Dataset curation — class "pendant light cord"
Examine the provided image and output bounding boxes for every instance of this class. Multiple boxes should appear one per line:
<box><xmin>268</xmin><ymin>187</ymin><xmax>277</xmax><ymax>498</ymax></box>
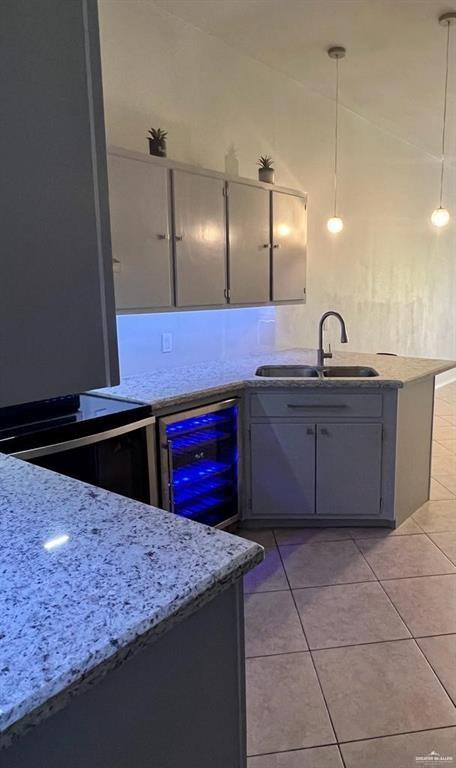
<box><xmin>440</xmin><ymin>20</ymin><xmax>451</xmax><ymax>206</ymax></box>
<box><xmin>333</xmin><ymin>56</ymin><xmax>340</xmax><ymax>216</ymax></box>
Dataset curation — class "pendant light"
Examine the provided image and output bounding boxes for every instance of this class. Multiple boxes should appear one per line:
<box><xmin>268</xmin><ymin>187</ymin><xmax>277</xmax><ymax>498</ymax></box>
<box><xmin>327</xmin><ymin>45</ymin><xmax>346</xmax><ymax>234</ymax></box>
<box><xmin>431</xmin><ymin>12</ymin><xmax>456</xmax><ymax>228</ymax></box>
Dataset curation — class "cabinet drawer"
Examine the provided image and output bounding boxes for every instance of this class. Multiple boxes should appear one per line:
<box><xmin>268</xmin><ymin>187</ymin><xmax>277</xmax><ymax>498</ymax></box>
<box><xmin>250</xmin><ymin>392</ymin><xmax>383</xmax><ymax>419</ymax></box>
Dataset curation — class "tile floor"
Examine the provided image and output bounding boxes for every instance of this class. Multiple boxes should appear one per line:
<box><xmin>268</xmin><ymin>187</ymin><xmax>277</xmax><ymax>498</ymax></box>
<box><xmin>240</xmin><ymin>381</ymin><xmax>456</xmax><ymax>767</ymax></box>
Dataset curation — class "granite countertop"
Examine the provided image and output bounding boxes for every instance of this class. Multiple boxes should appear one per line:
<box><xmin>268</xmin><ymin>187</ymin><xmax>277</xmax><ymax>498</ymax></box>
<box><xmin>99</xmin><ymin>348</ymin><xmax>456</xmax><ymax>411</ymax></box>
<box><xmin>0</xmin><ymin>455</ymin><xmax>262</xmax><ymax>748</ymax></box>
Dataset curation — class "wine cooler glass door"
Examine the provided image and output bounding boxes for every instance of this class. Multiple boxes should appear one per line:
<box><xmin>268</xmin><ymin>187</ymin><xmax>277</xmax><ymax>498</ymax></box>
<box><xmin>160</xmin><ymin>400</ymin><xmax>239</xmax><ymax>528</ymax></box>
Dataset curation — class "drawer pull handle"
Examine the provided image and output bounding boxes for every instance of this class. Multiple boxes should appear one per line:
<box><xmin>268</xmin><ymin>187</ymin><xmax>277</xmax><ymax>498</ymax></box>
<box><xmin>286</xmin><ymin>404</ymin><xmax>348</xmax><ymax>409</ymax></box>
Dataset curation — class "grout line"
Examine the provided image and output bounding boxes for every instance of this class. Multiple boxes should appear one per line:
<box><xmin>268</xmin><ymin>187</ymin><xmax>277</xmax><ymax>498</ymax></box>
<box><xmin>423</xmin><ymin>531</ymin><xmax>456</xmax><ymax>569</ymax></box>
<box><xmin>337</xmin><ymin>723</ymin><xmax>456</xmax><ymax>748</ymax></box>
<box><xmin>273</xmin><ymin>529</ymin><xmax>343</xmax><ymax>745</ymax></box>
<box><xmin>364</xmin><ymin>552</ymin><xmax>455</xmax><ymax>706</ymax></box>
<box><xmin>246</xmin><ymin>631</ymin><xmax>456</xmax><ymax>659</ymax></box>
<box><xmin>247</xmin><ymin>723</ymin><xmax>456</xmax><ymax>759</ymax></box>
<box><xmin>413</xmin><ymin>636</ymin><xmax>456</xmax><ymax>711</ymax></box>
<box><xmin>247</xmin><ymin>570</ymin><xmax>456</xmax><ymax>596</ymax></box>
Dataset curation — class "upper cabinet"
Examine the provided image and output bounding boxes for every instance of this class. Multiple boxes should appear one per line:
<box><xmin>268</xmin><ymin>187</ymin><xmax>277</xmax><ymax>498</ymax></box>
<box><xmin>272</xmin><ymin>191</ymin><xmax>307</xmax><ymax>302</ymax></box>
<box><xmin>0</xmin><ymin>0</ymin><xmax>119</xmax><ymax>408</ymax></box>
<box><xmin>227</xmin><ymin>183</ymin><xmax>270</xmax><ymax>305</ymax></box>
<box><xmin>109</xmin><ymin>155</ymin><xmax>173</xmax><ymax>310</ymax></box>
<box><xmin>172</xmin><ymin>171</ymin><xmax>226</xmax><ymax>307</ymax></box>
<box><xmin>107</xmin><ymin>147</ymin><xmax>307</xmax><ymax>313</ymax></box>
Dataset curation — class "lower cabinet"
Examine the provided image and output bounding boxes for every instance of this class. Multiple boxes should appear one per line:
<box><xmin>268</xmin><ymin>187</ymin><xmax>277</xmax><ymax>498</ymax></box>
<box><xmin>316</xmin><ymin>423</ymin><xmax>382</xmax><ymax>517</ymax></box>
<box><xmin>250</xmin><ymin>423</ymin><xmax>315</xmax><ymax>518</ymax></box>
<box><xmin>249</xmin><ymin>420</ymin><xmax>383</xmax><ymax>520</ymax></box>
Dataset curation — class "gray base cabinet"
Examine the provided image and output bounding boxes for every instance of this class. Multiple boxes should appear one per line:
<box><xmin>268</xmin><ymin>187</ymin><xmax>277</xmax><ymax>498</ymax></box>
<box><xmin>4</xmin><ymin>584</ymin><xmax>247</xmax><ymax>768</ymax></box>
<box><xmin>244</xmin><ymin>380</ymin><xmax>435</xmax><ymax>527</ymax></box>
<box><xmin>250</xmin><ymin>423</ymin><xmax>315</xmax><ymax>518</ymax></box>
<box><xmin>316</xmin><ymin>423</ymin><xmax>382</xmax><ymax>517</ymax></box>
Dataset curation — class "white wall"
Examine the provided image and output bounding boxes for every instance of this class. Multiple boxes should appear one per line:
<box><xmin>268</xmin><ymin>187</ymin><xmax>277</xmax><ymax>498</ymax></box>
<box><xmin>98</xmin><ymin>0</ymin><xmax>456</xmax><ymax>377</ymax></box>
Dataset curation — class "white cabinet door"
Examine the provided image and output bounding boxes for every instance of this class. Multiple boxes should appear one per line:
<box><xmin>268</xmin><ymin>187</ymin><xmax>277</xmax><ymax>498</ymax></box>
<box><xmin>108</xmin><ymin>155</ymin><xmax>173</xmax><ymax>310</ymax></box>
<box><xmin>271</xmin><ymin>192</ymin><xmax>307</xmax><ymax>301</ymax></box>
<box><xmin>172</xmin><ymin>170</ymin><xmax>227</xmax><ymax>307</ymax></box>
<box><xmin>228</xmin><ymin>183</ymin><xmax>270</xmax><ymax>304</ymax></box>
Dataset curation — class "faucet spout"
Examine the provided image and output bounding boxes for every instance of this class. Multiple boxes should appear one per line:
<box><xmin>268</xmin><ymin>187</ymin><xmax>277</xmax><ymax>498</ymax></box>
<box><xmin>317</xmin><ymin>311</ymin><xmax>348</xmax><ymax>367</ymax></box>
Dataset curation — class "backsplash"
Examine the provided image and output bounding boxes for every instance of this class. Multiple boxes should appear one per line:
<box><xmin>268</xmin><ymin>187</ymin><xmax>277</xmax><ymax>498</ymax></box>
<box><xmin>116</xmin><ymin>306</ymin><xmax>279</xmax><ymax>378</ymax></box>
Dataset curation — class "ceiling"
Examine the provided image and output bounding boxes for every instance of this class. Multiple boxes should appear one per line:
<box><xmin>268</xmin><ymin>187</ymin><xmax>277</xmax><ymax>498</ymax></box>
<box><xmin>154</xmin><ymin>0</ymin><xmax>456</xmax><ymax>161</ymax></box>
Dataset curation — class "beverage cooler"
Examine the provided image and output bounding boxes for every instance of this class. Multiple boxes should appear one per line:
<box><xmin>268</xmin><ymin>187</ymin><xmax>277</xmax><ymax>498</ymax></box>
<box><xmin>158</xmin><ymin>399</ymin><xmax>239</xmax><ymax>528</ymax></box>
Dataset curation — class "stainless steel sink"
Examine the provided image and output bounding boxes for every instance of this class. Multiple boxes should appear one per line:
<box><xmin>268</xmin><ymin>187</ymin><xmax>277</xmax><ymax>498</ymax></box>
<box><xmin>255</xmin><ymin>365</ymin><xmax>320</xmax><ymax>378</ymax></box>
<box><xmin>321</xmin><ymin>366</ymin><xmax>379</xmax><ymax>378</ymax></box>
<box><xmin>255</xmin><ymin>364</ymin><xmax>379</xmax><ymax>379</ymax></box>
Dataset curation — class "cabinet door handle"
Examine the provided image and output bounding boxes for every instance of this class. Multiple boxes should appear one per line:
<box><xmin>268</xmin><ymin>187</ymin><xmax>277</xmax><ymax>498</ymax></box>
<box><xmin>307</xmin><ymin>427</ymin><xmax>314</xmax><ymax>435</ymax></box>
<box><xmin>320</xmin><ymin>428</ymin><xmax>329</xmax><ymax>435</ymax></box>
<box><xmin>287</xmin><ymin>404</ymin><xmax>348</xmax><ymax>409</ymax></box>
<box><xmin>157</xmin><ymin>233</ymin><xmax>170</xmax><ymax>240</ymax></box>
<box><xmin>273</xmin><ymin>243</ymin><xmax>280</xmax><ymax>249</ymax></box>
<box><xmin>112</xmin><ymin>257</ymin><xmax>121</xmax><ymax>264</ymax></box>
<box><xmin>262</xmin><ymin>243</ymin><xmax>270</xmax><ymax>248</ymax></box>
<box><xmin>175</xmin><ymin>234</ymin><xmax>183</xmax><ymax>241</ymax></box>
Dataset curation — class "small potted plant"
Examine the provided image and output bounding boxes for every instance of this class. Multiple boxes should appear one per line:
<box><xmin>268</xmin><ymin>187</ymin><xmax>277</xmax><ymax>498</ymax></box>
<box><xmin>147</xmin><ymin>128</ymin><xmax>168</xmax><ymax>157</ymax></box>
<box><xmin>258</xmin><ymin>155</ymin><xmax>275</xmax><ymax>184</ymax></box>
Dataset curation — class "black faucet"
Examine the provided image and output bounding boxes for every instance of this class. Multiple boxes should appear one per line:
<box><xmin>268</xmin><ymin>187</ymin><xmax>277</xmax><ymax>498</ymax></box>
<box><xmin>317</xmin><ymin>311</ymin><xmax>348</xmax><ymax>367</ymax></box>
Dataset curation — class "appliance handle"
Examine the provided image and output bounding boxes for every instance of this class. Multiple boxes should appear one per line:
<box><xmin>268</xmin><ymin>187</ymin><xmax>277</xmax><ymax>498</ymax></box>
<box><xmin>10</xmin><ymin>416</ymin><xmax>156</xmax><ymax>461</ymax></box>
<box><xmin>167</xmin><ymin>439</ymin><xmax>175</xmax><ymax>514</ymax></box>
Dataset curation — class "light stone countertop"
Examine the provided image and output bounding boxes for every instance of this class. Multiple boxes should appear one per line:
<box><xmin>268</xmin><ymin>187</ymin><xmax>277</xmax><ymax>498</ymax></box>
<box><xmin>0</xmin><ymin>455</ymin><xmax>262</xmax><ymax>747</ymax></box>
<box><xmin>98</xmin><ymin>348</ymin><xmax>456</xmax><ymax>412</ymax></box>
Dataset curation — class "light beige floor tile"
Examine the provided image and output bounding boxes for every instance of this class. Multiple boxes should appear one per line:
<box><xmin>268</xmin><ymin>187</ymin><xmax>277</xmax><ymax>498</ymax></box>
<box><xmin>429</xmin><ymin>531</ymin><xmax>456</xmax><ymax>565</ymax></box>
<box><xmin>238</xmin><ymin>529</ymin><xmax>276</xmax><ymax>548</ymax></box>
<box><xmin>438</xmin><ymin>439</ymin><xmax>456</xmax><ymax>454</ymax></box>
<box><xmin>349</xmin><ymin>516</ymin><xmax>422</xmax><ymax>539</ymax></box>
<box><xmin>274</xmin><ymin>527</ymin><xmax>352</xmax><ymax>546</ymax></box>
<box><xmin>417</xmin><ymin>635</ymin><xmax>456</xmax><ymax>704</ymax></box>
<box><xmin>432</xmin><ymin>454</ymin><xmax>456</xmax><ymax>475</ymax></box>
<box><xmin>356</xmin><ymin>534</ymin><xmax>456</xmax><ymax>579</ymax></box>
<box><xmin>248</xmin><ymin>745</ymin><xmax>343</xmax><ymax>768</ymax></box>
<box><xmin>432</xmin><ymin>441</ymin><xmax>455</xmax><ymax>459</ymax></box>
<box><xmin>341</xmin><ymin>728</ymin><xmax>456</xmax><ymax>768</ymax></box>
<box><xmin>246</xmin><ymin>653</ymin><xmax>335</xmax><ymax>755</ymax></box>
<box><xmin>414</xmin><ymin>500</ymin><xmax>456</xmax><ymax>531</ymax></box>
<box><xmin>293</xmin><ymin>582</ymin><xmax>410</xmax><ymax>649</ymax></box>
<box><xmin>313</xmin><ymin>640</ymin><xmax>456</xmax><ymax>742</ymax></box>
<box><xmin>433</xmin><ymin>424</ymin><xmax>456</xmax><ymax>442</ymax></box>
<box><xmin>244</xmin><ymin>548</ymin><xmax>289</xmax><ymax>593</ymax></box>
<box><xmin>434</xmin><ymin>401</ymin><xmax>456</xmax><ymax>419</ymax></box>
<box><xmin>280</xmin><ymin>540</ymin><xmax>375</xmax><ymax>588</ymax></box>
<box><xmin>382</xmin><ymin>575</ymin><xmax>456</xmax><ymax>636</ymax></box>
<box><xmin>430</xmin><ymin>478</ymin><xmax>456</xmax><ymax>500</ymax></box>
<box><xmin>434</xmin><ymin>415</ymin><xmax>454</xmax><ymax>428</ymax></box>
<box><xmin>433</xmin><ymin>474</ymin><xmax>456</xmax><ymax>496</ymax></box>
<box><xmin>244</xmin><ymin>590</ymin><xmax>307</xmax><ymax>657</ymax></box>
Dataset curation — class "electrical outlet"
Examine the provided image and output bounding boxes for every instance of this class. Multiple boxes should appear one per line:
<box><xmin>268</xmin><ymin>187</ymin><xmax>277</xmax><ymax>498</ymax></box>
<box><xmin>161</xmin><ymin>332</ymin><xmax>173</xmax><ymax>353</ymax></box>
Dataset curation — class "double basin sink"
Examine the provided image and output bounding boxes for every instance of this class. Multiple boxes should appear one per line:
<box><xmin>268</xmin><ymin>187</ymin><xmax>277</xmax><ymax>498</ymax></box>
<box><xmin>256</xmin><ymin>365</ymin><xmax>379</xmax><ymax>379</ymax></box>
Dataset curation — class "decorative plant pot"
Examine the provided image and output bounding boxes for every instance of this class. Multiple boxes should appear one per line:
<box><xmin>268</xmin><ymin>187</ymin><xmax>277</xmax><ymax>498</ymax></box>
<box><xmin>148</xmin><ymin>138</ymin><xmax>167</xmax><ymax>158</ymax></box>
<box><xmin>258</xmin><ymin>167</ymin><xmax>274</xmax><ymax>184</ymax></box>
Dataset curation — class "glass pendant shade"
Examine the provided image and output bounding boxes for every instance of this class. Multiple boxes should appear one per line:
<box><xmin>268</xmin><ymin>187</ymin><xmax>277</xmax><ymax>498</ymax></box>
<box><xmin>432</xmin><ymin>13</ymin><xmax>455</xmax><ymax>227</ymax></box>
<box><xmin>431</xmin><ymin>207</ymin><xmax>450</xmax><ymax>227</ymax></box>
<box><xmin>327</xmin><ymin>216</ymin><xmax>344</xmax><ymax>234</ymax></box>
